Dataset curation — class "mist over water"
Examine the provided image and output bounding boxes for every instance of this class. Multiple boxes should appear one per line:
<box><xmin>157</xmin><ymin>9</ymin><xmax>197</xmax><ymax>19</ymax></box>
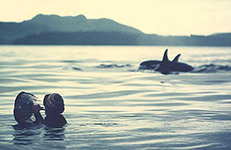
<box><xmin>0</xmin><ymin>46</ymin><xmax>231</xmax><ymax>150</ymax></box>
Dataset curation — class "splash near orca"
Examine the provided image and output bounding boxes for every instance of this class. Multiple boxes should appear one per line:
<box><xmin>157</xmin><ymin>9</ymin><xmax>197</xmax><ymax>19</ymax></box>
<box><xmin>139</xmin><ymin>49</ymin><xmax>194</xmax><ymax>74</ymax></box>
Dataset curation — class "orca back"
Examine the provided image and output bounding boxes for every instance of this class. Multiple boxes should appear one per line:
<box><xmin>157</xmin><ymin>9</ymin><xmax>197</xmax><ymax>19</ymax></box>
<box><xmin>139</xmin><ymin>60</ymin><xmax>161</xmax><ymax>70</ymax></box>
<box><xmin>139</xmin><ymin>49</ymin><xmax>194</xmax><ymax>74</ymax></box>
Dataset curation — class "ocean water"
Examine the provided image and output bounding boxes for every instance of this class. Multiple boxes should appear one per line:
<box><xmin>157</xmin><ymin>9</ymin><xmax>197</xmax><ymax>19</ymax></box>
<box><xmin>0</xmin><ymin>46</ymin><xmax>230</xmax><ymax>150</ymax></box>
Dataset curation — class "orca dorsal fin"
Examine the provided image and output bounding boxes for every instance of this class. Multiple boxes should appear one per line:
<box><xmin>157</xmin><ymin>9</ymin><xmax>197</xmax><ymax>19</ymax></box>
<box><xmin>172</xmin><ymin>54</ymin><xmax>181</xmax><ymax>62</ymax></box>
<box><xmin>162</xmin><ymin>49</ymin><xmax>169</xmax><ymax>62</ymax></box>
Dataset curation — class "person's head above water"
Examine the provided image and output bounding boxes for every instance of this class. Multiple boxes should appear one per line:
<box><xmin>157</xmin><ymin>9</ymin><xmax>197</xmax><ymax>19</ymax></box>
<box><xmin>14</xmin><ymin>91</ymin><xmax>38</xmax><ymax>124</ymax></box>
<box><xmin>43</xmin><ymin>93</ymin><xmax>65</xmax><ymax>115</ymax></box>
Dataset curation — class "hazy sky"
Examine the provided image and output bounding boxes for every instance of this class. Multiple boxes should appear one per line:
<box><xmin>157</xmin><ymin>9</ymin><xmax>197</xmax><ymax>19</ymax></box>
<box><xmin>0</xmin><ymin>0</ymin><xmax>230</xmax><ymax>35</ymax></box>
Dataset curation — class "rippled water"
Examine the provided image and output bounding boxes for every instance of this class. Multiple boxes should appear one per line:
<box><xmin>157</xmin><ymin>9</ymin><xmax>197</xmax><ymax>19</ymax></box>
<box><xmin>0</xmin><ymin>46</ymin><xmax>231</xmax><ymax>150</ymax></box>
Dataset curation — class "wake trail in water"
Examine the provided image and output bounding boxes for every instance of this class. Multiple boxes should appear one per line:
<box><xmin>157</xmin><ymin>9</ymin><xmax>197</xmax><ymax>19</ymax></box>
<box><xmin>72</xmin><ymin>63</ymin><xmax>231</xmax><ymax>74</ymax></box>
<box><xmin>192</xmin><ymin>64</ymin><xmax>231</xmax><ymax>73</ymax></box>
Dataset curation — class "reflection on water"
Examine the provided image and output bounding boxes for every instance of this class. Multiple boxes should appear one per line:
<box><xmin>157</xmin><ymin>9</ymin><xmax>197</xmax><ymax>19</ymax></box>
<box><xmin>43</xmin><ymin>126</ymin><xmax>66</xmax><ymax>150</ymax></box>
<box><xmin>0</xmin><ymin>46</ymin><xmax>230</xmax><ymax>150</ymax></box>
<box><xmin>43</xmin><ymin>126</ymin><xmax>65</xmax><ymax>141</ymax></box>
<box><xmin>13</xmin><ymin>124</ymin><xmax>43</xmax><ymax>145</ymax></box>
<box><xmin>13</xmin><ymin>123</ymin><xmax>66</xmax><ymax>149</ymax></box>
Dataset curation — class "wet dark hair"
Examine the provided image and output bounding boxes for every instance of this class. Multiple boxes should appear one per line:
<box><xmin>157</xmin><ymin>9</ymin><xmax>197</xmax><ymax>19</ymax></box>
<box><xmin>14</xmin><ymin>91</ymin><xmax>36</xmax><ymax>124</ymax></box>
<box><xmin>43</xmin><ymin>93</ymin><xmax>65</xmax><ymax>115</ymax></box>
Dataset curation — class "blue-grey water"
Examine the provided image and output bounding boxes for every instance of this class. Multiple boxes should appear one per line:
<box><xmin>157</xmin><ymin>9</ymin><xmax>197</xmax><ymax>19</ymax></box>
<box><xmin>0</xmin><ymin>46</ymin><xmax>231</xmax><ymax>150</ymax></box>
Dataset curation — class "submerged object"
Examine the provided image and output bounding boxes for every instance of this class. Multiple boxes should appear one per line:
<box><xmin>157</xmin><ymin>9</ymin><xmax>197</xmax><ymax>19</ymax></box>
<box><xmin>13</xmin><ymin>91</ymin><xmax>39</xmax><ymax>124</ymax></box>
<box><xmin>139</xmin><ymin>49</ymin><xmax>194</xmax><ymax>74</ymax></box>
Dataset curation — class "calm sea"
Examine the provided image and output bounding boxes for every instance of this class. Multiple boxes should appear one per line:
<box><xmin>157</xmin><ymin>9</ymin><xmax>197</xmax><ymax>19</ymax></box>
<box><xmin>0</xmin><ymin>46</ymin><xmax>231</xmax><ymax>150</ymax></box>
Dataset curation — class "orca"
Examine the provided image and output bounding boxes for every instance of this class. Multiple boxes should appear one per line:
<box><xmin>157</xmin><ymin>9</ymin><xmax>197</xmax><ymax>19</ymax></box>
<box><xmin>139</xmin><ymin>49</ymin><xmax>194</xmax><ymax>74</ymax></box>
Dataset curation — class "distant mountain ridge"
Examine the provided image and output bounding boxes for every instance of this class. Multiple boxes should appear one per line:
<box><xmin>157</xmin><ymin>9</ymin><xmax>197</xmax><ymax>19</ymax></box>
<box><xmin>0</xmin><ymin>14</ymin><xmax>231</xmax><ymax>46</ymax></box>
<box><xmin>0</xmin><ymin>14</ymin><xmax>142</xmax><ymax>44</ymax></box>
<box><xmin>23</xmin><ymin>14</ymin><xmax>142</xmax><ymax>33</ymax></box>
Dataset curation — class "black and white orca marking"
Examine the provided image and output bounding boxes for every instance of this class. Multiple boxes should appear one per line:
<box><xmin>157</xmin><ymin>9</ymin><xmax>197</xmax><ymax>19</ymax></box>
<box><xmin>139</xmin><ymin>49</ymin><xmax>194</xmax><ymax>74</ymax></box>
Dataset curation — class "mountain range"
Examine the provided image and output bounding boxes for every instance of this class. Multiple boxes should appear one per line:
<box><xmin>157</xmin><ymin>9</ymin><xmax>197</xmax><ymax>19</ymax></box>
<box><xmin>0</xmin><ymin>14</ymin><xmax>230</xmax><ymax>46</ymax></box>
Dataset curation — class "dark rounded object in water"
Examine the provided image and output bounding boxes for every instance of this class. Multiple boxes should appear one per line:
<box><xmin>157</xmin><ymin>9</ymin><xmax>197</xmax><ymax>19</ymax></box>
<box><xmin>43</xmin><ymin>93</ymin><xmax>65</xmax><ymax>115</ymax></box>
<box><xmin>13</xmin><ymin>91</ymin><xmax>38</xmax><ymax>124</ymax></box>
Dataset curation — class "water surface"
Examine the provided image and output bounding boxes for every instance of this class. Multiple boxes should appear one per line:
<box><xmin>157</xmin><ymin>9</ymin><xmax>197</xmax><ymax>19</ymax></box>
<box><xmin>0</xmin><ymin>46</ymin><xmax>231</xmax><ymax>150</ymax></box>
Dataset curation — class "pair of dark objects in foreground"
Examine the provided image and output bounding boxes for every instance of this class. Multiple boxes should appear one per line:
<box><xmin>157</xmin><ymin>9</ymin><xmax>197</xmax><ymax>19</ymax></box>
<box><xmin>13</xmin><ymin>91</ymin><xmax>67</xmax><ymax>129</ymax></box>
<box><xmin>139</xmin><ymin>49</ymin><xmax>194</xmax><ymax>74</ymax></box>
